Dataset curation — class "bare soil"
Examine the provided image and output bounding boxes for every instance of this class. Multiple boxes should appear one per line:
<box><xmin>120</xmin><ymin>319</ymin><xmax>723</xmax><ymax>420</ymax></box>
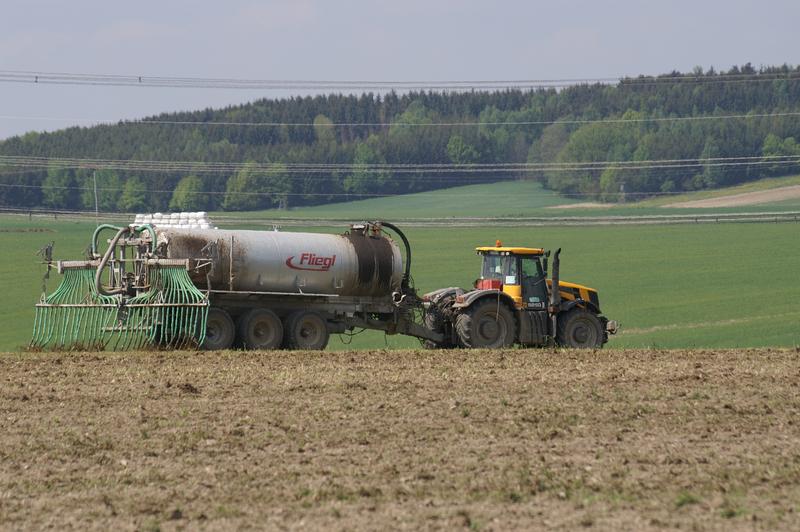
<box><xmin>2</xmin><ymin>349</ymin><xmax>800</xmax><ymax>530</ymax></box>
<box><xmin>663</xmin><ymin>184</ymin><xmax>800</xmax><ymax>208</ymax></box>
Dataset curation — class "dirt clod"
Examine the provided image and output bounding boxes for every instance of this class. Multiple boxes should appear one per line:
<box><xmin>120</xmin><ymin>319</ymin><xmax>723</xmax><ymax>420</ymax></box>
<box><xmin>178</xmin><ymin>382</ymin><xmax>199</xmax><ymax>394</ymax></box>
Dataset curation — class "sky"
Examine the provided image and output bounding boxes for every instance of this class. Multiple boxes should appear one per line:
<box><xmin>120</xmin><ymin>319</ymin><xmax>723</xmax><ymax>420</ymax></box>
<box><xmin>1</xmin><ymin>0</ymin><xmax>798</xmax><ymax>140</ymax></box>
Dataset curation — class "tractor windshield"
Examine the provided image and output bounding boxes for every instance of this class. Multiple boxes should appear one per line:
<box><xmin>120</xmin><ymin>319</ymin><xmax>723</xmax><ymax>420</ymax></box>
<box><xmin>481</xmin><ymin>254</ymin><xmax>518</xmax><ymax>282</ymax></box>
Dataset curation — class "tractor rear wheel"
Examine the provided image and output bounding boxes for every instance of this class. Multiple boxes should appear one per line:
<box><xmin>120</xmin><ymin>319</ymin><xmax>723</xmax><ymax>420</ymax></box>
<box><xmin>202</xmin><ymin>308</ymin><xmax>235</xmax><ymax>350</ymax></box>
<box><xmin>237</xmin><ymin>309</ymin><xmax>283</xmax><ymax>350</ymax></box>
<box><xmin>284</xmin><ymin>311</ymin><xmax>330</xmax><ymax>350</ymax></box>
<box><xmin>455</xmin><ymin>299</ymin><xmax>516</xmax><ymax>348</ymax></box>
<box><xmin>556</xmin><ymin>308</ymin><xmax>604</xmax><ymax>348</ymax></box>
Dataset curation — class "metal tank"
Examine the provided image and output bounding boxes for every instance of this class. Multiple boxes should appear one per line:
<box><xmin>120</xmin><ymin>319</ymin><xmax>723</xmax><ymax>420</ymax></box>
<box><xmin>156</xmin><ymin>224</ymin><xmax>403</xmax><ymax>298</ymax></box>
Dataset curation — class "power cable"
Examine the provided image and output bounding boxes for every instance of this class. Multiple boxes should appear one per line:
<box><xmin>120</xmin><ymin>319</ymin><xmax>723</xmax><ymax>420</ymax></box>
<box><xmin>1</xmin><ymin>154</ymin><xmax>799</xmax><ymax>175</ymax></box>
<box><xmin>2</xmin><ymin>110</ymin><xmax>800</xmax><ymax>128</ymax></box>
<box><xmin>3</xmin><ymin>207</ymin><xmax>799</xmax><ymax>230</ymax></box>
<box><xmin>4</xmin><ymin>180</ymin><xmax>799</xmax><ymax>199</ymax></box>
<box><xmin>2</xmin><ymin>69</ymin><xmax>799</xmax><ymax>91</ymax></box>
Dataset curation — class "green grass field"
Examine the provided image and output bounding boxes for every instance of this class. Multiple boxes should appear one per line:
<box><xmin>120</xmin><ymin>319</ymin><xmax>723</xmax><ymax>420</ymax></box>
<box><xmin>228</xmin><ymin>175</ymin><xmax>800</xmax><ymax>221</ymax></box>
<box><xmin>2</xmin><ymin>213</ymin><xmax>798</xmax><ymax>351</ymax></box>
<box><xmin>230</xmin><ymin>180</ymin><xmax>578</xmax><ymax>220</ymax></box>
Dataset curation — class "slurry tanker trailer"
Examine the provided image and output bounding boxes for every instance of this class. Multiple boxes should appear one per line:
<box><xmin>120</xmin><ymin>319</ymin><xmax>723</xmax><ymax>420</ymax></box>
<box><xmin>31</xmin><ymin>215</ymin><xmax>616</xmax><ymax>351</ymax></box>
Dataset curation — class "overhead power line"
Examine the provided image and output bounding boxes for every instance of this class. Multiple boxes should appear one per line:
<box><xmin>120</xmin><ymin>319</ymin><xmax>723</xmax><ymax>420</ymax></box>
<box><xmin>0</xmin><ymin>182</ymin><xmax>792</xmax><ymax>199</ymax></box>
<box><xmin>1</xmin><ymin>154</ymin><xmax>799</xmax><ymax>176</ymax></box>
<box><xmin>2</xmin><ymin>69</ymin><xmax>799</xmax><ymax>91</ymax></box>
<box><xmin>4</xmin><ymin>207</ymin><xmax>799</xmax><ymax>229</ymax></box>
<box><xmin>2</xmin><ymin>110</ymin><xmax>800</xmax><ymax>129</ymax></box>
<box><xmin>0</xmin><ymin>182</ymin><xmax>396</xmax><ymax>197</ymax></box>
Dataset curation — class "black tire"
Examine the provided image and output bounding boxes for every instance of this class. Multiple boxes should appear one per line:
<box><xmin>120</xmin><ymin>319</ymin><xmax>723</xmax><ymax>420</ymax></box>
<box><xmin>201</xmin><ymin>308</ymin><xmax>235</xmax><ymax>350</ymax></box>
<box><xmin>237</xmin><ymin>309</ymin><xmax>283</xmax><ymax>350</ymax></box>
<box><xmin>284</xmin><ymin>311</ymin><xmax>330</xmax><ymax>350</ymax></box>
<box><xmin>556</xmin><ymin>308</ymin><xmax>604</xmax><ymax>348</ymax></box>
<box><xmin>455</xmin><ymin>299</ymin><xmax>516</xmax><ymax>348</ymax></box>
<box><xmin>422</xmin><ymin>306</ymin><xmax>455</xmax><ymax>349</ymax></box>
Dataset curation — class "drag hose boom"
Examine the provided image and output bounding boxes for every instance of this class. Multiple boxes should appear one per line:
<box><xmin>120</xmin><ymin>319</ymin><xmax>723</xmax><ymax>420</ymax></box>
<box><xmin>31</xmin><ymin>223</ymin><xmax>209</xmax><ymax>350</ymax></box>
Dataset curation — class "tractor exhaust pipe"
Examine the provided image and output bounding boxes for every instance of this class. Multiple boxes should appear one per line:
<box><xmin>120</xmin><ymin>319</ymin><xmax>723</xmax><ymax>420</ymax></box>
<box><xmin>549</xmin><ymin>248</ymin><xmax>561</xmax><ymax>345</ymax></box>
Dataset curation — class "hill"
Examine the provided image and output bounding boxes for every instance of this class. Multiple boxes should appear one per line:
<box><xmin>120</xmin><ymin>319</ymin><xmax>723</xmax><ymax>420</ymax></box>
<box><xmin>646</xmin><ymin>173</ymin><xmax>800</xmax><ymax>208</ymax></box>
<box><xmin>2</xmin><ymin>64</ymin><xmax>800</xmax><ymax>213</ymax></box>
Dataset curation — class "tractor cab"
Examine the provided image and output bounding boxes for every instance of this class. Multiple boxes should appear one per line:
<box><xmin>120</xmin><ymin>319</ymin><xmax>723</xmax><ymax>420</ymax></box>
<box><xmin>475</xmin><ymin>241</ymin><xmax>603</xmax><ymax>312</ymax></box>
<box><xmin>475</xmin><ymin>242</ymin><xmax>549</xmax><ymax>311</ymax></box>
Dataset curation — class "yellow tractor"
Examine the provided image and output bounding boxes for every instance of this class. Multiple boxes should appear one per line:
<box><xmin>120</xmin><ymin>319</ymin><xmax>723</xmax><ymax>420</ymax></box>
<box><xmin>422</xmin><ymin>241</ymin><xmax>617</xmax><ymax>348</ymax></box>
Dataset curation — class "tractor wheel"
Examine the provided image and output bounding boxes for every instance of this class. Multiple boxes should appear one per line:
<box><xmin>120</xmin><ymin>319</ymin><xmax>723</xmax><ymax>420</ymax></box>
<box><xmin>455</xmin><ymin>299</ymin><xmax>516</xmax><ymax>348</ymax></box>
<box><xmin>237</xmin><ymin>309</ymin><xmax>283</xmax><ymax>350</ymax></box>
<box><xmin>556</xmin><ymin>308</ymin><xmax>604</xmax><ymax>348</ymax></box>
<box><xmin>202</xmin><ymin>308</ymin><xmax>236</xmax><ymax>350</ymax></box>
<box><xmin>284</xmin><ymin>311</ymin><xmax>330</xmax><ymax>350</ymax></box>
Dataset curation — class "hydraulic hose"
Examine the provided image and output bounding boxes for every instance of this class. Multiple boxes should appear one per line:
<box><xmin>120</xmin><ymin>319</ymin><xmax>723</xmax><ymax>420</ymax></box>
<box><xmin>94</xmin><ymin>226</ymin><xmax>131</xmax><ymax>297</ymax></box>
<box><xmin>91</xmin><ymin>224</ymin><xmax>123</xmax><ymax>257</ymax></box>
<box><xmin>379</xmin><ymin>221</ymin><xmax>412</xmax><ymax>292</ymax></box>
<box><xmin>91</xmin><ymin>224</ymin><xmax>157</xmax><ymax>257</ymax></box>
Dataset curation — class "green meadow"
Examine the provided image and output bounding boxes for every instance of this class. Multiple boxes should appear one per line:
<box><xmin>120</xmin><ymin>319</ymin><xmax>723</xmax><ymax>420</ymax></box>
<box><xmin>2</xmin><ymin>212</ymin><xmax>798</xmax><ymax>352</ymax></box>
<box><xmin>232</xmin><ymin>175</ymin><xmax>800</xmax><ymax>221</ymax></box>
<box><xmin>229</xmin><ymin>180</ymin><xmax>577</xmax><ymax>220</ymax></box>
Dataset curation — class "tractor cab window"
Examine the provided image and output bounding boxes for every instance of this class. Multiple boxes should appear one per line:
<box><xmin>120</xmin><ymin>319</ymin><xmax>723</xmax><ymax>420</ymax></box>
<box><xmin>521</xmin><ymin>256</ymin><xmax>543</xmax><ymax>279</ymax></box>
<box><xmin>481</xmin><ymin>254</ymin><xmax>518</xmax><ymax>284</ymax></box>
<box><xmin>520</xmin><ymin>256</ymin><xmax>547</xmax><ymax>308</ymax></box>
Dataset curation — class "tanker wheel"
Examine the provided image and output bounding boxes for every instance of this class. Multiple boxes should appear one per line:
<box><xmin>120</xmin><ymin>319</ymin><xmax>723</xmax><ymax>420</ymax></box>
<box><xmin>455</xmin><ymin>299</ymin><xmax>516</xmax><ymax>349</ymax></box>
<box><xmin>237</xmin><ymin>309</ymin><xmax>283</xmax><ymax>350</ymax></box>
<box><xmin>556</xmin><ymin>308</ymin><xmax>604</xmax><ymax>349</ymax></box>
<box><xmin>202</xmin><ymin>308</ymin><xmax>235</xmax><ymax>350</ymax></box>
<box><xmin>284</xmin><ymin>311</ymin><xmax>330</xmax><ymax>350</ymax></box>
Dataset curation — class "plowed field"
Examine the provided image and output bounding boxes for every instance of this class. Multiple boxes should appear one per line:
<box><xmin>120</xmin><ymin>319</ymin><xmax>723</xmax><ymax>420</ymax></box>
<box><xmin>2</xmin><ymin>349</ymin><xmax>799</xmax><ymax>530</ymax></box>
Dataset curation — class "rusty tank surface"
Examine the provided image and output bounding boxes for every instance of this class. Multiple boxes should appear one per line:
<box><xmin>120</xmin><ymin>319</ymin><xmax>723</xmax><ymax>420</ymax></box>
<box><xmin>156</xmin><ymin>223</ymin><xmax>403</xmax><ymax>298</ymax></box>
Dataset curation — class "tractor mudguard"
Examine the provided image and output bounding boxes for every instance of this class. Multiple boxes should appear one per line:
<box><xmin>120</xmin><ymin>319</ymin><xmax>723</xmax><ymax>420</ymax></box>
<box><xmin>560</xmin><ymin>298</ymin><xmax>601</xmax><ymax>316</ymax></box>
<box><xmin>423</xmin><ymin>286</ymin><xmax>464</xmax><ymax>305</ymax></box>
<box><xmin>452</xmin><ymin>289</ymin><xmax>517</xmax><ymax>310</ymax></box>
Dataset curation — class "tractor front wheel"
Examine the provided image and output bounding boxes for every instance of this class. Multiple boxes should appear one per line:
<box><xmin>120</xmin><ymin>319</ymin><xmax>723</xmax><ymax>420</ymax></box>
<box><xmin>556</xmin><ymin>308</ymin><xmax>604</xmax><ymax>348</ymax></box>
<box><xmin>455</xmin><ymin>299</ymin><xmax>516</xmax><ymax>348</ymax></box>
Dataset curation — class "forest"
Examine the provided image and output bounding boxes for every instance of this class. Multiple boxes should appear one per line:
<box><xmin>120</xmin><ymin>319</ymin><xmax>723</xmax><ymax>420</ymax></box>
<box><xmin>2</xmin><ymin>63</ymin><xmax>800</xmax><ymax>212</ymax></box>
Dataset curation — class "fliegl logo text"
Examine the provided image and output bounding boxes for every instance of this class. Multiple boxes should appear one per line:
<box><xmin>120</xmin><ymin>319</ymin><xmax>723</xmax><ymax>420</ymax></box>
<box><xmin>285</xmin><ymin>252</ymin><xmax>337</xmax><ymax>271</ymax></box>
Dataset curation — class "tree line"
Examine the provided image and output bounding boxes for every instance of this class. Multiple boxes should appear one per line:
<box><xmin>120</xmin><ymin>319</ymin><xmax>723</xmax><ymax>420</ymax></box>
<box><xmin>2</xmin><ymin>63</ymin><xmax>800</xmax><ymax>212</ymax></box>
